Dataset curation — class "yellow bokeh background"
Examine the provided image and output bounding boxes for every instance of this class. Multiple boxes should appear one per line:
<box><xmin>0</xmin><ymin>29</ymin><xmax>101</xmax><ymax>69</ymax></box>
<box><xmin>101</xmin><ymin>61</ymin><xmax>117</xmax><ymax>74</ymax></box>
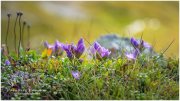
<box><xmin>1</xmin><ymin>1</ymin><xmax>179</xmax><ymax>57</ymax></box>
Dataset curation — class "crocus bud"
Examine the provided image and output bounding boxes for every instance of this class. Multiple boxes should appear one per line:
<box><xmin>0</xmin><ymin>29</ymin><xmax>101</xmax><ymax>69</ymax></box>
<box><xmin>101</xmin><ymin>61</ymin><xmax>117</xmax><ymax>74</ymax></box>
<box><xmin>131</xmin><ymin>37</ymin><xmax>139</xmax><ymax>47</ymax></box>
<box><xmin>63</xmin><ymin>38</ymin><xmax>85</xmax><ymax>59</ymax></box>
<box><xmin>91</xmin><ymin>42</ymin><xmax>111</xmax><ymax>60</ymax></box>
<box><xmin>5</xmin><ymin>59</ymin><xmax>11</xmax><ymax>66</ymax></box>
<box><xmin>125</xmin><ymin>50</ymin><xmax>139</xmax><ymax>60</ymax></box>
<box><xmin>75</xmin><ymin>38</ymin><xmax>85</xmax><ymax>58</ymax></box>
<box><xmin>71</xmin><ymin>70</ymin><xmax>80</xmax><ymax>80</ymax></box>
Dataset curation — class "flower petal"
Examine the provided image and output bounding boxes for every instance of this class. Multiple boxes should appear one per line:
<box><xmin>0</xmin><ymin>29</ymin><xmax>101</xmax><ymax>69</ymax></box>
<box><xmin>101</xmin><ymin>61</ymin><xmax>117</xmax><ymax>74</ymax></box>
<box><xmin>62</xmin><ymin>44</ymin><xmax>73</xmax><ymax>59</ymax></box>
<box><xmin>75</xmin><ymin>38</ymin><xmax>85</xmax><ymax>58</ymax></box>
<box><xmin>126</xmin><ymin>53</ymin><xmax>136</xmax><ymax>60</ymax></box>
<box><xmin>44</xmin><ymin>41</ymin><xmax>55</xmax><ymax>51</ymax></box>
<box><xmin>131</xmin><ymin>37</ymin><xmax>139</xmax><ymax>47</ymax></box>
<box><xmin>125</xmin><ymin>50</ymin><xmax>139</xmax><ymax>60</ymax></box>
<box><xmin>5</xmin><ymin>59</ymin><xmax>10</xmax><ymax>66</ymax></box>
<box><xmin>71</xmin><ymin>71</ymin><xmax>80</xmax><ymax>80</ymax></box>
<box><xmin>76</xmin><ymin>38</ymin><xmax>85</xmax><ymax>53</ymax></box>
<box><xmin>44</xmin><ymin>41</ymin><xmax>49</xmax><ymax>48</ymax></box>
<box><xmin>100</xmin><ymin>47</ymin><xmax>111</xmax><ymax>58</ymax></box>
<box><xmin>94</xmin><ymin>42</ymin><xmax>101</xmax><ymax>50</ymax></box>
<box><xmin>143</xmin><ymin>42</ymin><xmax>152</xmax><ymax>49</ymax></box>
<box><xmin>54</xmin><ymin>40</ymin><xmax>63</xmax><ymax>51</ymax></box>
<box><xmin>89</xmin><ymin>46</ymin><xmax>96</xmax><ymax>55</ymax></box>
<box><xmin>92</xmin><ymin>42</ymin><xmax>111</xmax><ymax>59</ymax></box>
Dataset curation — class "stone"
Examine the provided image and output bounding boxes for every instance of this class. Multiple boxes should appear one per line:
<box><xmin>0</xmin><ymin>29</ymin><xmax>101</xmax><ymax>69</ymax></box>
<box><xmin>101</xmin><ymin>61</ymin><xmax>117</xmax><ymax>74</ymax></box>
<box><xmin>96</xmin><ymin>34</ymin><xmax>156</xmax><ymax>58</ymax></box>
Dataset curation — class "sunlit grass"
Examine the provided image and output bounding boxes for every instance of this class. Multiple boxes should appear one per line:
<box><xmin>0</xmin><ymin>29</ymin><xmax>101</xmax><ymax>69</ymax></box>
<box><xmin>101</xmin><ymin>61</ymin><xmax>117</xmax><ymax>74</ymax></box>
<box><xmin>1</xmin><ymin>48</ymin><xmax>179</xmax><ymax>100</ymax></box>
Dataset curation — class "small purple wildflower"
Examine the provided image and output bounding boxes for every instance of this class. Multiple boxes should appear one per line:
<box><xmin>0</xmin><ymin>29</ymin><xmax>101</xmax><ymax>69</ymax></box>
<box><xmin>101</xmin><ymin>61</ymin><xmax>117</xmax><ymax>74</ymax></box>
<box><xmin>44</xmin><ymin>41</ymin><xmax>48</xmax><ymax>48</ymax></box>
<box><xmin>44</xmin><ymin>41</ymin><xmax>53</xmax><ymax>49</ymax></box>
<box><xmin>131</xmin><ymin>37</ymin><xmax>139</xmax><ymax>47</ymax></box>
<box><xmin>67</xmin><ymin>50</ymin><xmax>73</xmax><ymax>59</ymax></box>
<box><xmin>54</xmin><ymin>40</ymin><xmax>63</xmax><ymax>52</ymax></box>
<box><xmin>99</xmin><ymin>47</ymin><xmax>111</xmax><ymax>58</ymax></box>
<box><xmin>76</xmin><ymin>38</ymin><xmax>85</xmax><ymax>57</ymax></box>
<box><xmin>44</xmin><ymin>40</ymin><xmax>64</xmax><ymax>56</ymax></box>
<box><xmin>130</xmin><ymin>37</ymin><xmax>152</xmax><ymax>49</ymax></box>
<box><xmin>71</xmin><ymin>70</ymin><xmax>80</xmax><ymax>80</ymax></box>
<box><xmin>90</xmin><ymin>42</ymin><xmax>111</xmax><ymax>59</ymax></box>
<box><xmin>54</xmin><ymin>40</ymin><xmax>64</xmax><ymax>56</ymax></box>
<box><xmin>62</xmin><ymin>44</ymin><xmax>73</xmax><ymax>59</ymax></box>
<box><xmin>94</xmin><ymin>42</ymin><xmax>101</xmax><ymax>50</ymax></box>
<box><xmin>5</xmin><ymin>59</ymin><xmax>10</xmax><ymax>66</ymax></box>
<box><xmin>143</xmin><ymin>42</ymin><xmax>152</xmax><ymax>49</ymax></box>
<box><xmin>89</xmin><ymin>45</ymin><xmax>96</xmax><ymax>55</ymax></box>
<box><xmin>125</xmin><ymin>50</ymin><xmax>139</xmax><ymax>60</ymax></box>
<box><xmin>126</xmin><ymin>37</ymin><xmax>152</xmax><ymax>60</ymax></box>
<box><xmin>63</xmin><ymin>38</ymin><xmax>85</xmax><ymax>59</ymax></box>
<box><xmin>44</xmin><ymin>41</ymin><xmax>55</xmax><ymax>50</ymax></box>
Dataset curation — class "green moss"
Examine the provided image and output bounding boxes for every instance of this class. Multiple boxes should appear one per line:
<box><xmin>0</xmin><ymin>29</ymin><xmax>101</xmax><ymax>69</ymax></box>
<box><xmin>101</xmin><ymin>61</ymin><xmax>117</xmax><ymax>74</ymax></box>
<box><xmin>1</xmin><ymin>50</ymin><xmax>179</xmax><ymax>100</ymax></box>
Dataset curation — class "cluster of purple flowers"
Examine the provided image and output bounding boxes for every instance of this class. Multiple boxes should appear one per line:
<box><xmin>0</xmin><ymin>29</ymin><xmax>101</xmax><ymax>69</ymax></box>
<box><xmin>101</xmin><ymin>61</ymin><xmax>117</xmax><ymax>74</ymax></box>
<box><xmin>90</xmin><ymin>42</ymin><xmax>111</xmax><ymax>60</ymax></box>
<box><xmin>4</xmin><ymin>37</ymin><xmax>151</xmax><ymax>80</ymax></box>
<box><xmin>44</xmin><ymin>38</ymin><xmax>111</xmax><ymax>60</ymax></box>
<box><xmin>62</xmin><ymin>38</ymin><xmax>85</xmax><ymax>59</ymax></box>
<box><xmin>43</xmin><ymin>38</ymin><xmax>111</xmax><ymax>80</ymax></box>
<box><xmin>43</xmin><ymin>37</ymin><xmax>151</xmax><ymax>79</ymax></box>
<box><xmin>44</xmin><ymin>40</ymin><xmax>64</xmax><ymax>56</ymax></box>
<box><xmin>125</xmin><ymin>37</ymin><xmax>151</xmax><ymax>60</ymax></box>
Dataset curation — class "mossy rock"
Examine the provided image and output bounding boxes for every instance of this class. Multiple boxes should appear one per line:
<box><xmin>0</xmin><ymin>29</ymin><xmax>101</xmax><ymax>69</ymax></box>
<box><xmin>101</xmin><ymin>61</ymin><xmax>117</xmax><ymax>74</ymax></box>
<box><xmin>96</xmin><ymin>34</ymin><xmax>156</xmax><ymax>58</ymax></box>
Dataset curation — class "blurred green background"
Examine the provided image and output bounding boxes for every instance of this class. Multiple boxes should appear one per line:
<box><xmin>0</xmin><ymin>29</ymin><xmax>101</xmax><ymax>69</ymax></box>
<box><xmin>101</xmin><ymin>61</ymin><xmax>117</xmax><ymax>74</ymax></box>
<box><xmin>1</xmin><ymin>1</ymin><xmax>179</xmax><ymax>57</ymax></box>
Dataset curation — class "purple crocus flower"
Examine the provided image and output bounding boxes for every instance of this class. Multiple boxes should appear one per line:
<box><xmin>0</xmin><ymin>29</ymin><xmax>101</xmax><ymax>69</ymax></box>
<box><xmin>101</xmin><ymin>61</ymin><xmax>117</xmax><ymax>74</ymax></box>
<box><xmin>125</xmin><ymin>50</ymin><xmax>139</xmax><ymax>60</ymax></box>
<box><xmin>77</xmin><ymin>38</ymin><xmax>85</xmax><ymax>53</ymax></box>
<box><xmin>75</xmin><ymin>38</ymin><xmax>85</xmax><ymax>58</ymax></box>
<box><xmin>44</xmin><ymin>41</ymin><xmax>49</xmax><ymax>48</ymax></box>
<box><xmin>98</xmin><ymin>47</ymin><xmax>111</xmax><ymax>58</ymax></box>
<box><xmin>90</xmin><ymin>42</ymin><xmax>111</xmax><ymax>59</ymax></box>
<box><xmin>44</xmin><ymin>41</ymin><xmax>54</xmax><ymax>49</ymax></box>
<box><xmin>54</xmin><ymin>40</ymin><xmax>63</xmax><ymax>51</ymax></box>
<box><xmin>44</xmin><ymin>41</ymin><xmax>55</xmax><ymax>53</ymax></box>
<box><xmin>143</xmin><ymin>42</ymin><xmax>152</xmax><ymax>49</ymax></box>
<box><xmin>126</xmin><ymin>37</ymin><xmax>152</xmax><ymax>60</ymax></box>
<box><xmin>44</xmin><ymin>40</ymin><xmax>64</xmax><ymax>56</ymax></box>
<box><xmin>71</xmin><ymin>70</ymin><xmax>80</xmax><ymax>80</ymax></box>
<box><xmin>131</xmin><ymin>37</ymin><xmax>139</xmax><ymax>47</ymax></box>
<box><xmin>89</xmin><ymin>45</ymin><xmax>96</xmax><ymax>55</ymax></box>
<box><xmin>5</xmin><ymin>59</ymin><xmax>10</xmax><ymax>66</ymax></box>
<box><xmin>130</xmin><ymin>37</ymin><xmax>152</xmax><ymax>49</ymax></box>
<box><xmin>63</xmin><ymin>38</ymin><xmax>85</xmax><ymax>59</ymax></box>
<box><xmin>54</xmin><ymin>40</ymin><xmax>64</xmax><ymax>55</ymax></box>
<box><xmin>94</xmin><ymin>42</ymin><xmax>101</xmax><ymax>50</ymax></box>
<box><xmin>63</xmin><ymin>44</ymin><xmax>73</xmax><ymax>59</ymax></box>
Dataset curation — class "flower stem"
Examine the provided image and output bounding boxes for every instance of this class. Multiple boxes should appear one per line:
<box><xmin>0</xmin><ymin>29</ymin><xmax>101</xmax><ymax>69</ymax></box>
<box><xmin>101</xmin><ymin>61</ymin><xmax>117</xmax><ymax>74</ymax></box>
<box><xmin>5</xmin><ymin>13</ymin><xmax>11</xmax><ymax>55</ymax></box>
<box><xmin>14</xmin><ymin>13</ymin><xmax>19</xmax><ymax>53</ymax></box>
<box><xmin>27</xmin><ymin>24</ymin><xmax>30</xmax><ymax>49</ymax></box>
<box><xmin>22</xmin><ymin>21</ymin><xmax>26</xmax><ymax>49</ymax></box>
<box><xmin>18</xmin><ymin>12</ymin><xmax>23</xmax><ymax>58</ymax></box>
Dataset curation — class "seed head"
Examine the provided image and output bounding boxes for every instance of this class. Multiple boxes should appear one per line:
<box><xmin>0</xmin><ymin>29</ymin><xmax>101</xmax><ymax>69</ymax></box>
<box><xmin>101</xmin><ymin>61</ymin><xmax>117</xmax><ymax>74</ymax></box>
<box><xmin>23</xmin><ymin>21</ymin><xmax>26</xmax><ymax>25</ymax></box>
<box><xmin>7</xmin><ymin>13</ymin><xmax>11</xmax><ymax>17</ymax></box>
<box><xmin>17</xmin><ymin>11</ymin><xmax>23</xmax><ymax>16</ymax></box>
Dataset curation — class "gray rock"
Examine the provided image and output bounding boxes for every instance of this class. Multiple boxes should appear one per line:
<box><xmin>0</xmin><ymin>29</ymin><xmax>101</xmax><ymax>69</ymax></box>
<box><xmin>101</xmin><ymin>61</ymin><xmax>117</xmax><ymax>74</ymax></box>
<box><xmin>96</xmin><ymin>34</ymin><xmax>156</xmax><ymax>58</ymax></box>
